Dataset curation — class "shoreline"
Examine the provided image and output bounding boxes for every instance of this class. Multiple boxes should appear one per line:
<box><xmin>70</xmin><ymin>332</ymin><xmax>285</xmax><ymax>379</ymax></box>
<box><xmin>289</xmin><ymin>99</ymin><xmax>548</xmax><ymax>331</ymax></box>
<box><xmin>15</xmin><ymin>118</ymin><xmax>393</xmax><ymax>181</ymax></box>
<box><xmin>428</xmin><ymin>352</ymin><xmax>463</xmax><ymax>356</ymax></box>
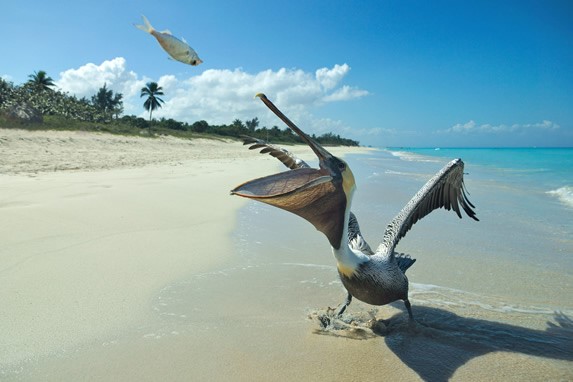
<box><xmin>0</xmin><ymin>128</ymin><xmax>372</xmax><ymax>374</ymax></box>
<box><xmin>3</xmin><ymin>128</ymin><xmax>570</xmax><ymax>381</ymax></box>
<box><xmin>0</xmin><ymin>128</ymin><xmax>374</xmax><ymax>175</ymax></box>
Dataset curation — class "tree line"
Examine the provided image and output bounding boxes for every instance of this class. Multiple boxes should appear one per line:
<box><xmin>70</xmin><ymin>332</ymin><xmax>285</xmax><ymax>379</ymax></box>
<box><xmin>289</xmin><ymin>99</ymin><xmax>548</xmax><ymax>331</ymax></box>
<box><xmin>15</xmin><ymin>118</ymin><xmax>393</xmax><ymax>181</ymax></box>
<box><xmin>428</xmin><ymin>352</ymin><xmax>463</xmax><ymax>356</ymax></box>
<box><xmin>0</xmin><ymin>71</ymin><xmax>359</xmax><ymax>146</ymax></box>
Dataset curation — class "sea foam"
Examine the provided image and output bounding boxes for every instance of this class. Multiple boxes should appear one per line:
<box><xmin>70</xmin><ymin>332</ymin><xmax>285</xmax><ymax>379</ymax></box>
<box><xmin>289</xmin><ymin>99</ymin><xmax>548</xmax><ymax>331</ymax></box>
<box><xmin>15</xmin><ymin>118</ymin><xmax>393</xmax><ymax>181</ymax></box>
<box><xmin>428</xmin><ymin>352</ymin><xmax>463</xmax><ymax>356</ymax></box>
<box><xmin>385</xmin><ymin>149</ymin><xmax>441</xmax><ymax>163</ymax></box>
<box><xmin>546</xmin><ymin>186</ymin><xmax>573</xmax><ymax>208</ymax></box>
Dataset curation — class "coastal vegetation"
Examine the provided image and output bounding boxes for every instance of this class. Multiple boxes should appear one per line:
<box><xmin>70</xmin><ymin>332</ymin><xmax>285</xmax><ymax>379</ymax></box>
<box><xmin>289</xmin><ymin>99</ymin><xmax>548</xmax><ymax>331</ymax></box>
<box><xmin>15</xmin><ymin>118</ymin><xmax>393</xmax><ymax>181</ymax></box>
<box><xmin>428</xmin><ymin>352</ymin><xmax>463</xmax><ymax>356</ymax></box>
<box><xmin>0</xmin><ymin>73</ymin><xmax>359</xmax><ymax>146</ymax></box>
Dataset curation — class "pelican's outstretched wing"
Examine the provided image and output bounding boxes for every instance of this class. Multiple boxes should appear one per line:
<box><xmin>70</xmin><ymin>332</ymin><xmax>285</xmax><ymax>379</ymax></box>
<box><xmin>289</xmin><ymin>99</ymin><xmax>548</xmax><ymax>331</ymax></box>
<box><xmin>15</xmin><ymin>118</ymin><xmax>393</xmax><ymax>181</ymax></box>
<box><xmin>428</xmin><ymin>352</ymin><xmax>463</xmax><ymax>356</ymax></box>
<box><xmin>241</xmin><ymin>136</ymin><xmax>374</xmax><ymax>255</ymax></box>
<box><xmin>348</xmin><ymin>211</ymin><xmax>374</xmax><ymax>255</ymax></box>
<box><xmin>377</xmin><ymin>158</ymin><xmax>478</xmax><ymax>255</ymax></box>
<box><xmin>241</xmin><ymin>136</ymin><xmax>310</xmax><ymax>169</ymax></box>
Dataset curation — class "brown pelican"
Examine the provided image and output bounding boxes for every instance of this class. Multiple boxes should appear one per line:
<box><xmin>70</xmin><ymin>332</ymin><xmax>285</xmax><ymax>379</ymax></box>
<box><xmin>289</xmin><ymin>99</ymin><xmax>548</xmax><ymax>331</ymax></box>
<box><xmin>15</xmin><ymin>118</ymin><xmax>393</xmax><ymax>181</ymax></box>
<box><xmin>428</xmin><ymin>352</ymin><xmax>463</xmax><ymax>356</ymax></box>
<box><xmin>240</xmin><ymin>136</ymin><xmax>375</xmax><ymax>257</ymax></box>
<box><xmin>231</xmin><ymin>94</ymin><xmax>478</xmax><ymax>319</ymax></box>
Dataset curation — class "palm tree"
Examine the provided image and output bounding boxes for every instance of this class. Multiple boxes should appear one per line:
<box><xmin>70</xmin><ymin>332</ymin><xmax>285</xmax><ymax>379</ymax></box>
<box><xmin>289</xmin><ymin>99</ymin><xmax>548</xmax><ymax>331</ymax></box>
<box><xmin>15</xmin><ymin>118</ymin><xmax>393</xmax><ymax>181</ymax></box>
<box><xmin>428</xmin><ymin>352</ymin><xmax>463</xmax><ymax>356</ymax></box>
<box><xmin>140</xmin><ymin>82</ymin><xmax>165</xmax><ymax>121</ymax></box>
<box><xmin>0</xmin><ymin>78</ymin><xmax>13</xmax><ymax>107</ymax></box>
<box><xmin>92</xmin><ymin>83</ymin><xmax>123</xmax><ymax>120</ymax></box>
<box><xmin>27</xmin><ymin>70</ymin><xmax>55</xmax><ymax>92</ymax></box>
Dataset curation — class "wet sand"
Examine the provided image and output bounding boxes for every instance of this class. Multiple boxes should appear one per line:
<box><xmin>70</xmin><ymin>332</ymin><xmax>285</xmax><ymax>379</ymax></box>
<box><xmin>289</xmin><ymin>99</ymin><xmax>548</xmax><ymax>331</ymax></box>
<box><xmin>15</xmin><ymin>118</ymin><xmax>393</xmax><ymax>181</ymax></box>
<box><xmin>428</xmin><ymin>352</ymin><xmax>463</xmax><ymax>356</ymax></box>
<box><xmin>5</xmin><ymin>202</ymin><xmax>571</xmax><ymax>382</ymax></box>
<box><xmin>1</xmin><ymin>129</ymin><xmax>571</xmax><ymax>381</ymax></box>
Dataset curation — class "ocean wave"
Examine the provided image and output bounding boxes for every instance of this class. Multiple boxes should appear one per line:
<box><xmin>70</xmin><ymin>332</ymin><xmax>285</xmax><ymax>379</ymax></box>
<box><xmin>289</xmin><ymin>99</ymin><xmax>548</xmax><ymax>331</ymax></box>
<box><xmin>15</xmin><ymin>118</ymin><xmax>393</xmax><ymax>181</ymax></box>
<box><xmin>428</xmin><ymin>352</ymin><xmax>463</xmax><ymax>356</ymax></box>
<box><xmin>384</xmin><ymin>169</ymin><xmax>409</xmax><ymax>176</ymax></box>
<box><xmin>281</xmin><ymin>262</ymin><xmax>335</xmax><ymax>270</ymax></box>
<box><xmin>385</xmin><ymin>150</ymin><xmax>441</xmax><ymax>163</ymax></box>
<box><xmin>546</xmin><ymin>186</ymin><xmax>573</xmax><ymax>208</ymax></box>
<box><xmin>409</xmin><ymin>283</ymin><xmax>572</xmax><ymax>315</ymax></box>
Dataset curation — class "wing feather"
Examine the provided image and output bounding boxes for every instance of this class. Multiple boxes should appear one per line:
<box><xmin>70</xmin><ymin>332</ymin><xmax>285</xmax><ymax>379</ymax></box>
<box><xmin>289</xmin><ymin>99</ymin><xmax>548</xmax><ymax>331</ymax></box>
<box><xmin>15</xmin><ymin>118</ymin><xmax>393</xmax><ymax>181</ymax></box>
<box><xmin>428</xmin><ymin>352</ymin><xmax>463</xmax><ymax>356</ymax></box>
<box><xmin>241</xmin><ymin>136</ymin><xmax>310</xmax><ymax>170</ymax></box>
<box><xmin>348</xmin><ymin>212</ymin><xmax>374</xmax><ymax>255</ymax></box>
<box><xmin>377</xmin><ymin>159</ymin><xmax>478</xmax><ymax>255</ymax></box>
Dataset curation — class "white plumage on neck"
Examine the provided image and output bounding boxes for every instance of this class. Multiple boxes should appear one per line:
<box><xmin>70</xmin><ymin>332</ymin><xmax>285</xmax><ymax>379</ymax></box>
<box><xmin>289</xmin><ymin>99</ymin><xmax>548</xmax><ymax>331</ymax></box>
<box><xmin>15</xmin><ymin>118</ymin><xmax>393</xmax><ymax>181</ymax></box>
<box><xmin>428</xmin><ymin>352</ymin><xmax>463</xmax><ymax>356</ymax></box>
<box><xmin>332</xmin><ymin>188</ymin><xmax>369</xmax><ymax>277</ymax></box>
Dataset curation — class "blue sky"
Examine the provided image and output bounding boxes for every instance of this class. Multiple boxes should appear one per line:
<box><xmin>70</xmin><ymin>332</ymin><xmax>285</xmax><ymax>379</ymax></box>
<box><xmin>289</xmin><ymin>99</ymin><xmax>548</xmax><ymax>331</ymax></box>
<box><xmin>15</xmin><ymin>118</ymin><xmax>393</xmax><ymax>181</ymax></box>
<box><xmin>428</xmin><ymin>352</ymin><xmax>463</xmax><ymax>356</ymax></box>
<box><xmin>1</xmin><ymin>0</ymin><xmax>572</xmax><ymax>147</ymax></box>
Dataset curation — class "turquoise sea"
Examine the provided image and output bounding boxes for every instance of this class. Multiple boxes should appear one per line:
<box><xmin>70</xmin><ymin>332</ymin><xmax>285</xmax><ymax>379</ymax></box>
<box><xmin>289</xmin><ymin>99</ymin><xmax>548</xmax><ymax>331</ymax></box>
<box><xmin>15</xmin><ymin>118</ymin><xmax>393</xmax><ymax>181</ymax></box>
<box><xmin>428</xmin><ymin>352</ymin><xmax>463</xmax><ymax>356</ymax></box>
<box><xmin>387</xmin><ymin>147</ymin><xmax>573</xmax><ymax>205</ymax></box>
<box><xmin>348</xmin><ymin>147</ymin><xmax>573</xmax><ymax>298</ymax></box>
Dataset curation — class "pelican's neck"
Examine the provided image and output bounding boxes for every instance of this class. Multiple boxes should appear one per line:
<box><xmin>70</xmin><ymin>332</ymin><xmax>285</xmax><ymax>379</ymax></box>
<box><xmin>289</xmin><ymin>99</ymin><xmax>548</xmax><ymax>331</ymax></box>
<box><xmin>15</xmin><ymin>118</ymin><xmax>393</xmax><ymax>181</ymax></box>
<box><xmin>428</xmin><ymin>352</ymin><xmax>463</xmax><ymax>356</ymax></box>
<box><xmin>332</xmin><ymin>191</ymin><xmax>369</xmax><ymax>278</ymax></box>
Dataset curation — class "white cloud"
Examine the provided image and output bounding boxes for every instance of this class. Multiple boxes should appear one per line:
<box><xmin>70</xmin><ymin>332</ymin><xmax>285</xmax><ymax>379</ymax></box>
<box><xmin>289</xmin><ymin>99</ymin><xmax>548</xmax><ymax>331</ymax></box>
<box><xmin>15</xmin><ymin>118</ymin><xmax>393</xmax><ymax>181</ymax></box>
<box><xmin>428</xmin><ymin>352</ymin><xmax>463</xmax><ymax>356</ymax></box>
<box><xmin>53</xmin><ymin>57</ymin><xmax>369</xmax><ymax>134</ymax></box>
<box><xmin>449</xmin><ymin>120</ymin><xmax>477</xmax><ymax>133</ymax></box>
<box><xmin>56</xmin><ymin>57</ymin><xmax>143</xmax><ymax>98</ymax></box>
<box><xmin>55</xmin><ymin>57</ymin><xmax>149</xmax><ymax>113</ymax></box>
<box><xmin>519</xmin><ymin>120</ymin><xmax>560</xmax><ymax>130</ymax></box>
<box><xmin>445</xmin><ymin>120</ymin><xmax>560</xmax><ymax>134</ymax></box>
<box><xmin>323</xmin><ymin>85</ymin><xmax>370</xmax><ymax>102</ymax></box>
<box><xmin>316</xmin><ymin>64</ymin><xmax>351</xmax><ymax>90</ymax></box>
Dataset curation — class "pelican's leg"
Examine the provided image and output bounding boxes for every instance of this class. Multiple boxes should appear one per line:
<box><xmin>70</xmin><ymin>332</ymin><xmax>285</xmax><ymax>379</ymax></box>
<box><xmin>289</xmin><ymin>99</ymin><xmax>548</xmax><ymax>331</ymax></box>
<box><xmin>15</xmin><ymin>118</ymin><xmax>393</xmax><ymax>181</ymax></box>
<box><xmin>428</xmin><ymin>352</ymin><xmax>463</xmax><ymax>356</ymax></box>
<box><xmin>336</xmin><ymin>293</ymin><xmax>353</xmax><ymax>316</ymax></box>
<box><xmin>404</xmin><ymin>299</ymin><xmax>414</xmax><ymax>320</ymax></box>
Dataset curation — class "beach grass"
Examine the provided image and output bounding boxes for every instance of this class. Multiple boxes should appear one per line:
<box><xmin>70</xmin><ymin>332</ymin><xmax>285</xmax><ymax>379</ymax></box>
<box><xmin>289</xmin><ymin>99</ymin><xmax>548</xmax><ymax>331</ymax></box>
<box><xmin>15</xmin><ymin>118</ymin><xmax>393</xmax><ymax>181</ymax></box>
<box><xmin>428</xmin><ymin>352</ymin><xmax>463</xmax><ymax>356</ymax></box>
<box><xmin>0</xmin><ymin>114</ymin><xmax>223</xmax><ymax>141</ymax></box>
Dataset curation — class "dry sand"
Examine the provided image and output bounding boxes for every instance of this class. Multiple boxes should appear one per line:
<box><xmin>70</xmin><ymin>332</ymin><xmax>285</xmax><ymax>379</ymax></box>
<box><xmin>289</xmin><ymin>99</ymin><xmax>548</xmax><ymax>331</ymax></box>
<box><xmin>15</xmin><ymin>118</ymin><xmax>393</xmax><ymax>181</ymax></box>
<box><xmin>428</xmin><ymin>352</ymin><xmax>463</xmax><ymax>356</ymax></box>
<box><xmin>0</xmin><ymin>128</ymin><xmax>280</xmax><ymax>174</ymax></box>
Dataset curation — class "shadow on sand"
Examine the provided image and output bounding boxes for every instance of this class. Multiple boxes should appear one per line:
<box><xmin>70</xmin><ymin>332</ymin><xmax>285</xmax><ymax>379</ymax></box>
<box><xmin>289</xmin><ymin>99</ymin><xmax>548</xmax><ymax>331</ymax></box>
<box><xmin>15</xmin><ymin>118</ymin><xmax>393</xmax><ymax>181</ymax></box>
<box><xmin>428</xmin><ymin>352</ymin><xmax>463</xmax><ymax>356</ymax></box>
<box><xmin>311</xmin><ymin>306</ymin><xmax>573</xmax><ymax>381</ymax></box>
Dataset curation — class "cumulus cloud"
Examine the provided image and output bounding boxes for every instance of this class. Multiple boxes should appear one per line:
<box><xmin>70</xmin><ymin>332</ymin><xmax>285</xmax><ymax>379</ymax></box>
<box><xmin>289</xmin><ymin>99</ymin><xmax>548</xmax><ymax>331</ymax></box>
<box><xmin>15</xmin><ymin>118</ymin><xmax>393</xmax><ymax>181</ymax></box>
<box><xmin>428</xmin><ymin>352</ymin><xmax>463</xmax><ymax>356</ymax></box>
<box><xmin>445</xmin><ymin>120</ymin><xmax>560</xmax><ymax>134</ymax></box>
<box><xmin>323</xmin><ymin>85</ymin><xmax>370</xmax><ymax>102</ymax></box>
<box><xmin>316</xmin><ymin>64</ymin><xmax>350</xmax><ymax>90</ymax></box>
<box><xmin>56</xmin><ymin>57</ymin><xmax>144</xmax><ymax>98</ymax></box>
<box><xmin>156</xmin><ymin>64</ymin><xmax>369</xmax><ymax>126</ymax></box>
<box><xmin>53</xmin><ymin>57</ymin><xmax>369</xmax><ymax>134</ymax></box>
<box><xmin>55</xmin><ymin>57</ymin><xmax>149</xmax><ymax>114</ymax></box>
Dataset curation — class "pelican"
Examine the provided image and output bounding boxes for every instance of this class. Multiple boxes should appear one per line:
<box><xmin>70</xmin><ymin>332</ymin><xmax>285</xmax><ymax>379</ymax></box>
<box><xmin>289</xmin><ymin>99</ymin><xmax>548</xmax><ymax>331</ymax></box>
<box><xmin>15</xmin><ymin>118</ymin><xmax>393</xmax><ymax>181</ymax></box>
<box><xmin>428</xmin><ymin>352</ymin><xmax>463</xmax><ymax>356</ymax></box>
<box><xmin>231</xmin><ymin>94</ymin><xmax>478</xmax><ymax>319</ymax></box>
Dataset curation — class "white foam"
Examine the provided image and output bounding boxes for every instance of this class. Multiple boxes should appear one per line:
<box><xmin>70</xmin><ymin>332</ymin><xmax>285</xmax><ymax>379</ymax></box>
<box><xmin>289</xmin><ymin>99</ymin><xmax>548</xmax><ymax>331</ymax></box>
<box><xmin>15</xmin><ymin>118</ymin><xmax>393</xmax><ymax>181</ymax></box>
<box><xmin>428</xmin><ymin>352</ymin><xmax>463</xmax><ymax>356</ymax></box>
<box><xmin>386</xmin><ymin>150</ymin><xmax>441</xmax><ymax>163</ymax></box>
<box><xmin>281</xmin><ymin>262</ymin><xmax>335</xmax><ymax>270</ymax></box>
<box><xmin>384</xmin><ymin>169</ymin><xmax>410</xmax><ymax>176</ymax></box>
<box><xmin>409</xmin><ymin>283</ymin><xmax>573</xmax><ymax>315</ymax></box>
<box><xmin>546</xmin><ymin>186</ymin><xmax>573</xmax><ymax>208</ymax></box>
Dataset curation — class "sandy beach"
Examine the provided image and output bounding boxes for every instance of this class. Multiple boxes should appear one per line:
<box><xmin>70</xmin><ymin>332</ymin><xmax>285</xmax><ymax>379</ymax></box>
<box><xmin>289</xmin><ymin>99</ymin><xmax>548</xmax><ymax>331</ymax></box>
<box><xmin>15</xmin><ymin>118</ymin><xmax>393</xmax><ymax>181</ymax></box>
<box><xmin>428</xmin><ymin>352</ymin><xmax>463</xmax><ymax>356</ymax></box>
<box><xmin>1</xmin><ymin>128</ymin><xmax>571</xmax><ymax>381</ymax></box>
<box><xmin>0</xmin><ymin>128</ymin><xmax>373</xmax><ymax>380</ymax></box>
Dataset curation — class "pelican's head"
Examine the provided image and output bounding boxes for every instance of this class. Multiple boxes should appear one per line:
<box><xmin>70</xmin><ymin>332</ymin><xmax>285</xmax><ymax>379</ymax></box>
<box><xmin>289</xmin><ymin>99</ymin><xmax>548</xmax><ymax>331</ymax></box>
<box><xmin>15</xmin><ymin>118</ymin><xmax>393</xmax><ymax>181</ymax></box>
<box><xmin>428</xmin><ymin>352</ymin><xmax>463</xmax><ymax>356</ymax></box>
<box><xmin>231</xmin><ymin>94</ymin><xmax>356</xmax><ymax>249</ymax></box>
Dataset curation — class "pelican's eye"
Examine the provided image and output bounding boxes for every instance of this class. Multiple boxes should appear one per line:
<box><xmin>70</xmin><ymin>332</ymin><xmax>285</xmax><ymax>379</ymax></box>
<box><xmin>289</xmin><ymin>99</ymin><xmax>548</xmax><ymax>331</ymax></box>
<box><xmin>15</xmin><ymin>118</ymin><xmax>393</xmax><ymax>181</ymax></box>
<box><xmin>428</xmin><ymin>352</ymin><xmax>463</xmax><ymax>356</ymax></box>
<box><xmin>337</xmin><ymin>161</ymin><xmax>346</xmax><ymax>171</ymax></box>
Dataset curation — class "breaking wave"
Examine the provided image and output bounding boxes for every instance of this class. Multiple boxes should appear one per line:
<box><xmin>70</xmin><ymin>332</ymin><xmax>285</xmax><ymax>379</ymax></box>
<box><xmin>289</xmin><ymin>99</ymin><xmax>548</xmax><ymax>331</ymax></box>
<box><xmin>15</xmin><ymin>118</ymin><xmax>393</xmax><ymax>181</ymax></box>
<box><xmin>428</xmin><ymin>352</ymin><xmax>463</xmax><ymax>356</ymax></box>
<box><xmin>385</xmin><ymin>150</ymin><xmax>441</xmax><ymax>163</ymax></box>
<box><xmin>546</xmin><ymin>186</ymin><xmax>573</xmax><ymax>209</ymax></box>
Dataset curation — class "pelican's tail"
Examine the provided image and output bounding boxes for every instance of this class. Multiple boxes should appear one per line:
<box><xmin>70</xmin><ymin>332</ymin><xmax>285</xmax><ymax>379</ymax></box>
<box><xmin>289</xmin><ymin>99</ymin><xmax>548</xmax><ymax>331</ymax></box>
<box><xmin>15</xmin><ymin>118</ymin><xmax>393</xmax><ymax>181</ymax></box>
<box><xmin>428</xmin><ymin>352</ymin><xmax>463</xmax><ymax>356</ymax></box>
<box><xmin>134</xmin><ymin>15</ymin><xmax>154</xmax><ymax>34</ymax></box>
<box><xmin>395</xmin><ymin>253</ymin><xmax>416</xmax><ymax>273</ymax></box>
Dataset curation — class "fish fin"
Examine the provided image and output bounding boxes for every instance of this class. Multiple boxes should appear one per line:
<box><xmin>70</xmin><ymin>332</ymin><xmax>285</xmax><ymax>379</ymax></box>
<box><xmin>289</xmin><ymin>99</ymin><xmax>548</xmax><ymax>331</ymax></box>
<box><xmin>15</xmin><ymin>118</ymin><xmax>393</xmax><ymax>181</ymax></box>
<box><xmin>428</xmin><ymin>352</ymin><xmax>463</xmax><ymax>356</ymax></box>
<box><xmin>161</xmin><ymin>29</ymin><xmax>173</xmax><ymax>35</ymax></box>
<box><xmin>134</xmin><ymin>14</ymin><xmax>154</xmax><ymax>33</ymax></box>
<box><xmin>181</xmin><ymin>37</ymin><xmax>188</xmax><ymax>43</ymax></box>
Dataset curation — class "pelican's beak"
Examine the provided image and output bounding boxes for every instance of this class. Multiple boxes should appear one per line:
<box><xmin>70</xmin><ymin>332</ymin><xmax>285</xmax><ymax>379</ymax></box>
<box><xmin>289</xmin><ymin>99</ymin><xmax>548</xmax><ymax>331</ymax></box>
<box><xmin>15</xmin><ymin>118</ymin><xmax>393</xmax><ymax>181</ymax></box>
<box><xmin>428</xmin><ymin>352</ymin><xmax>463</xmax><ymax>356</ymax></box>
<box><xmin>231</xmin><ymin>94</ymin><xmax>356</xmax><ymax>249</ymax></box>
<box><xmin>254</xmin><ymin>94</ymin><xmax>334</xmax><ymax>165</ymax></box>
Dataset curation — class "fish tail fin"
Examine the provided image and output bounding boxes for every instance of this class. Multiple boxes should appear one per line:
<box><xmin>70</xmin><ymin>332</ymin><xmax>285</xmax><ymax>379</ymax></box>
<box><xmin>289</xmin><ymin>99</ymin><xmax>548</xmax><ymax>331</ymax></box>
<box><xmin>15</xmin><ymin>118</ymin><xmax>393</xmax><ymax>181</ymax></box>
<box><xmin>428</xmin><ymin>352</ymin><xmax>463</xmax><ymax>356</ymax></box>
<box><xmin>134</xmin><ymin>14</ymin><xmax>154</xmax><ymax>33</ymax></box>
